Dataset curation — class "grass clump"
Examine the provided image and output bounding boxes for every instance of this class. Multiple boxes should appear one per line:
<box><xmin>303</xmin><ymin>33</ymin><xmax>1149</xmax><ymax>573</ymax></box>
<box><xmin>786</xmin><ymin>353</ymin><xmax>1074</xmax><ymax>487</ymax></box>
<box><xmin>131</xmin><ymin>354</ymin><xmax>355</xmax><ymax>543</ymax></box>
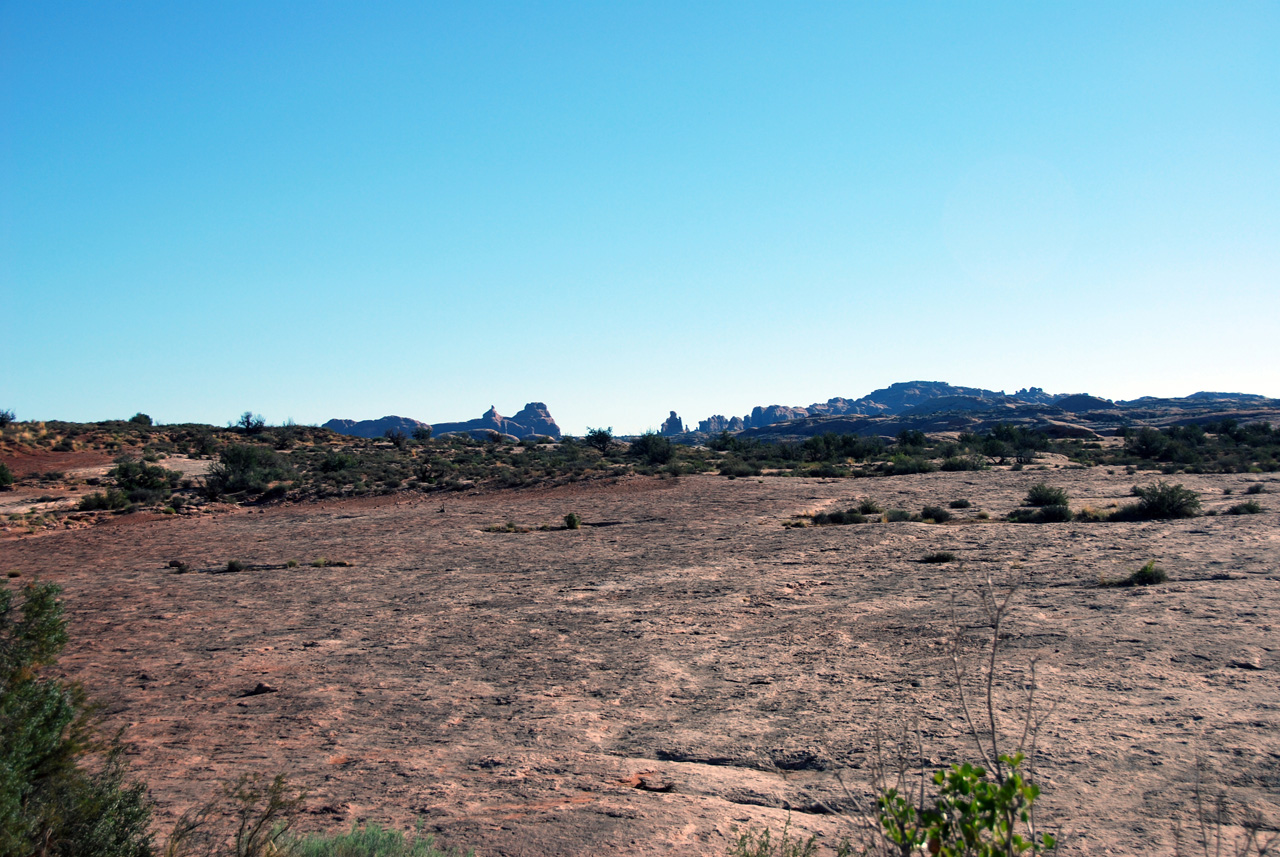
<box><xmin>857</xmin><ymin>498</ymin><xmax>883</xmax><ymax>515</ymax></box>
<box><xmin>728</xmin><ymin>820</ymin><xmax>817</xmax><ymax>857</ymax></box>
<box><xmin>921</xmin><ymin>551</ymin><xmax>957</xmax><ymax>563</ymax></box>
<box><xmin>1025</xmin><ymin>482</ymin><xmax>1069</xmax><ymax>507</ymax></box>
<box><xmin>1225</xmin><ymin>500</ymin><xmax>1263</xmax><ymax>515</ymax></box>
<box><xmin>288</xmin><ymin>822</ymin><xmax>472</xmax><ymax>857</ymax></box>
<box><xmin>1244</xmin><ymin>483</ymin><xmax>1266</xmax><ymax>494</ymax></box>
<box><xmin>882</xmin><ymin>509</ymin><xmax>914</xmax><ymax>523</ymax></box>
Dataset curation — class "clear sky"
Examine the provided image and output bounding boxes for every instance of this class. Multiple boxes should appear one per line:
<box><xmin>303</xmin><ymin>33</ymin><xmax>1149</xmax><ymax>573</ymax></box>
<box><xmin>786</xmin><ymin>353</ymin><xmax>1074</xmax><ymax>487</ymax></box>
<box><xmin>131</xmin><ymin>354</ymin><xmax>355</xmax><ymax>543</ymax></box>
<box><xmin>3</xmin><ymin>2</ymin><xmax>1277</xmax><ymax>435</ymax></box>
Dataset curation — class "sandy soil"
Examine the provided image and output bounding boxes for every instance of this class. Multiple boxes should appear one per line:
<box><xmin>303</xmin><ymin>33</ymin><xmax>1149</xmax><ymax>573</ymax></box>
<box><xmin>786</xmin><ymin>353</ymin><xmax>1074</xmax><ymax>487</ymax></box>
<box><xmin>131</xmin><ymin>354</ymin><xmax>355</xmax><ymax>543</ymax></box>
<box><xmin>1</xmin><ymin>469</ymin><xmax>1277</xmax><ymax>855</ymax></box>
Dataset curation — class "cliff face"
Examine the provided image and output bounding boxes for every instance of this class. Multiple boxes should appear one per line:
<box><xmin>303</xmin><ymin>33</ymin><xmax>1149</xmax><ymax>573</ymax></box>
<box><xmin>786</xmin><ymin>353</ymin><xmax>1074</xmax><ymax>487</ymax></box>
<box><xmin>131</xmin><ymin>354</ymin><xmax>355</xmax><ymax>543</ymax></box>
<box><xmin>326</xmin><ymin>403</ymin><xmax>561</xmax><ymax>440</ymax></box>
<box><xmin>659</xmin><ymin>412</ymin><xmax>685</xmax><ymax>436</ymax></box>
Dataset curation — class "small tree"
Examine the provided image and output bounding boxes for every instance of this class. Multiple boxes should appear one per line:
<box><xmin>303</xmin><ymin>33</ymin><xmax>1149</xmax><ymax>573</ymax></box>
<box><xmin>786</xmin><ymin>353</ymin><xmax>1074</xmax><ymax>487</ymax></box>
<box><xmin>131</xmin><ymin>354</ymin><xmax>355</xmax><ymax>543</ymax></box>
<box><xmin>0</xmin><ymin>462</ymin><xmax>13</xmax><ymax>491</ymax></box>
<box><xmin>128</xmin><ymin>413</ymin><xmax>153</xmax><ymax>427</ymax></box>
<box><xmin>385</xmin><ymin>428</ymin><xmax>408</xmax><ymax>449</ymax></box>
<box><xmin>0</xmin><ymin>409</ymin><xmax>15</xmax><ymax>427</ymax></box>
<box><xmin>412</xmin><ymin>425</ymin><xmax>433</xmax><ymax>442</ymax></box>
<box><xmin>0</xmin><ymin>582</ymin><xmax>154</xmax><ymax>857</ymax></box>
<box><xmin>236</xmin><ymin>412</ymin><xmax>266</xmax><ymax>434</ymax></box>
<box><xmin>585</xmin><ymin>427</ymin><xmax>613</xmax><ymax>455</ymax></box>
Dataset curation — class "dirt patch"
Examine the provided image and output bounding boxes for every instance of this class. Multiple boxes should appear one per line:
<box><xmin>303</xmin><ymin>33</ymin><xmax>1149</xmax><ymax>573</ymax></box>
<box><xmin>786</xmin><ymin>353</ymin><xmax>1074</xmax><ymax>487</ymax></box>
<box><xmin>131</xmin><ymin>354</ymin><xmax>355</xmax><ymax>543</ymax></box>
<box><xmin>1</xmin><ymin>470</ymin><xmax>1277</xmax><ymax>855</ymax></box>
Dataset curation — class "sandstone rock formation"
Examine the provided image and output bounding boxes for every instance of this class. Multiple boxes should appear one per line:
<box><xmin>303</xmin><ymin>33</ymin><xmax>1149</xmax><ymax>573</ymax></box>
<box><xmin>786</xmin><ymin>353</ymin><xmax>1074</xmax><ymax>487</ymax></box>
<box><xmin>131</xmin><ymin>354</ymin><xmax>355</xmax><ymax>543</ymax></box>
<box><xmin>327</xmin><ymin>403</ymin><xmax>561</xmax><ymax>440</ymax></box>
<box><xmin>322</xmin><ymin>415</ymin><xmax>429</xmax><ymax>439</ymax></box>
<box><xmin>659</xmin><ymin>412</ymin><xmax>684</xmax><ymax>436</ymax></box>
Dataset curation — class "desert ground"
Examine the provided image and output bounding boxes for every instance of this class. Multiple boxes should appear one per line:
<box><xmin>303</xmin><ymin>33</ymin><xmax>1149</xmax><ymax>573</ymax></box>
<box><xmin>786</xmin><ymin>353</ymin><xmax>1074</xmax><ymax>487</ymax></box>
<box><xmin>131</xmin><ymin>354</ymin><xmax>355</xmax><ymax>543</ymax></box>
<box><xmin>1</xmin><ymin>466</ymin><xmax>1277</xmax><ymax>855</ymax></box>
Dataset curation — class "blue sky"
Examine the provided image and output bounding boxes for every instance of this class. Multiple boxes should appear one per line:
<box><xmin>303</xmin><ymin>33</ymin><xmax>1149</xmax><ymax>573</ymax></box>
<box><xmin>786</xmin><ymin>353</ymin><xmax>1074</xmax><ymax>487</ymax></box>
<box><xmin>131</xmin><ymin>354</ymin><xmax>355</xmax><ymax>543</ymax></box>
<box><xmin>3</xmin><ymin>2</ymin><xmax>1277</xmax><ymax>435</ymax></box>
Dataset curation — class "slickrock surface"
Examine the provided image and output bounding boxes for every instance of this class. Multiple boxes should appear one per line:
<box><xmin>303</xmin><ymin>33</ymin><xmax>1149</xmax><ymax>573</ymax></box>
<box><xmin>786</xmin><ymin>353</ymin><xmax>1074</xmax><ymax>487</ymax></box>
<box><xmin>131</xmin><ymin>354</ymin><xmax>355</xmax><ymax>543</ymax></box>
<box><xmin>2</xmin><ymin>469</ymin><xmax>1277</xmax><ymax>855</ymax></box>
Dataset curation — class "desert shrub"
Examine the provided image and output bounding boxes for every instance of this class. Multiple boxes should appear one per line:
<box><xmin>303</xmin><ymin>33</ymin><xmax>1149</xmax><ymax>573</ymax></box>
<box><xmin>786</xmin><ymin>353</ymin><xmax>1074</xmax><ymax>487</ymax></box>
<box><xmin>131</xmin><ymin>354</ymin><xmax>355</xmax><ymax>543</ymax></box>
<box><xmin>206</xmin><ymin>444</ymin><xmax>292</xmax><ymax>497</ymax></box>
<box><xmin>1245</xmin><ymin>483</ymin><xmax>1266</xmax><ymax>495</ymax></box>
<box><xmin>0</xmin><ymin>463</ymin><xmax>12</xmax><ymax>491</ymax></box>
<box><xmin>628</xmin><ymin>432</ymin><xmax>673</xmax><ymax>465</ymax></box>
<box><xmin>412</xmin><ymin>425</ymin><xmax>433</xmax><ymax>441</ymax></box>
<box><xmin>813</xmin><ymin>510</ymin><xmax>868</xmax><ymax>526</ymax></box>
<box><xmin>77</xmin><ymin>489</ymin><xmax>129</xmax><ymax>511</ymax></box>
<box><xmin>225</xmin><ymin>560</ymin><xmax>247</xmax><ymax>573</ymax></box>
<box><xmin>883</xmin><ymin>509</ymin><xmax>914</xmax><ymax>523</ymax></box>
<box><xmin>1225</xmin><ymin>500</ymin><xmax>1263</xmax><ymax>515</ymax></box>
<box><xmin>163</xmin><ymin>773</ymin><xmax>301</xmax><ymax>857</ymax></box>
<box><xmin>858</xmin><ymin>498</ymin><xmax>883</xmax><ymax>514</ymax></box>
<box><xmin>1009</xmin><ymin>505</ymin><xmax>1073</xmax><ymax>523</ymax></box>
<box><xmin>128</xmin><ymin>413</ymin><xmax>152</xmax><ymax>426</ymax></box>
<box><xmin>0</xmin><ymin>582</ymin><xmax>154</xmax><ymax>857</ymax></box>
<box><xmin>1025</xmin><ymin>483</ymin><xmax>1069</xmax><ymax>507</ymax></box>
<box><xmin>720</xmin><ymin>459</ymin><xmax>762</xmax><ymax>478</ymax></box>
<box><xmin>563</xmin><ymin>513</ymin><xmax>581</xmax><ymax>530</ymax></box>
<box><xmin>921</xmin><ymin>551</ymin><xmax>957</xmax><ymax>563</ymax></box>
<box><xmin>1109</xmin><ymin>560</ymin><xmax>1168</xmax><ymax>587</ymax></box>
<box><xmin>941</xmin><ymin>455</ymin><xmax>987</xmax><ymax>472</ymax></box>
<box><xmin>921</xmin><ymin>505</ymin><xmax>951</xmax><ymax>523</ymax></box>
<box><xmin>886</xmin><ymin>454</ymin><xmax>936</xmax><ymax>475</ymax></box>
<box><xmin>949</xmin><ymin>498</ymin><xmax>971</xmax><ymax>509</ymax></box>
<box><xmin>0</xmin><ymin>409</ymin><xmax>14</xmax><ymax>427</ymax></box>
<box><xmin>385</xmin><ymin>429</ymin><xmax>408</xmax><ymax>449</ymax></box>
<box><xmin>110</xmin><ymin>460</ymin><xmax>180</xmax><ymax>505</ymax></box>
<box><xmin>728</xmin><ymin>820</ymin><xmax>817</xmax><ymax>857</ymax></box>
<box><xmin>320</xmin><ymin>452</ymin><xmax>359</xmax><ymax>473</ymax></box>
<box><xmin>1125</xmin><ymin>480</ymin><xmax>1201</xmax><ymax>520</ymax></box>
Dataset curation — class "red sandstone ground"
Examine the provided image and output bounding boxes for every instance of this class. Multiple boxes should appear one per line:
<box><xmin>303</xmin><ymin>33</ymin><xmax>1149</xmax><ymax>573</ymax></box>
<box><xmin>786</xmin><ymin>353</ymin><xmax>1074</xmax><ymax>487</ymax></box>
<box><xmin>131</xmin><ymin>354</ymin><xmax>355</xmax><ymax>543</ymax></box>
<box><xmin>1</xmin><ymin>468</ymin><xmax>1277</xmax><ymax>855</ymax></box>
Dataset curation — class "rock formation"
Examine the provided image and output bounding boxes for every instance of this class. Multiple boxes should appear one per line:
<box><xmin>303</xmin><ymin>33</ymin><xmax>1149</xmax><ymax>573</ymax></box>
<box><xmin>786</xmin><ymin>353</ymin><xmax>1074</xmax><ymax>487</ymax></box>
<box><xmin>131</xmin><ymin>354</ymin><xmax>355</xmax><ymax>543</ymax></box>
<box><xmin>327</xmin><ymin>403</ymin><xmax>560</xmax><ymax>440</ymax></box>
<box><xmin>659</xmin><ymin>412</ymin><xmax>684</xmax><ymax>436</ymax></box>
<box><xmin>322</xmin><ymin>415</ymin><xmax>429</xmax><ymax>439</ymax></box>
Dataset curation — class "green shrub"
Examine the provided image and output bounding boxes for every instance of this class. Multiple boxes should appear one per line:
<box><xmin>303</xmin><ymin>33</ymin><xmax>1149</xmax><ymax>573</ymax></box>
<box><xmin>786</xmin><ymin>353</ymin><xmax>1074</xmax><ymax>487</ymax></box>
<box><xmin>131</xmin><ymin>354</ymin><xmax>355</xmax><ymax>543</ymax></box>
<box><xmin>1225</xmin><ymin>500</ymin><xmax>1263</xmax><ymax>515</ymax></box>
<box><xmin>887</xmin><ymin>454</ymin><xmax>936</xmax><ymax>475</ymax></box>
<box><xmin>921</xmin><ymin>551</ymin><xmax>957</xmax><ymax>563</ymax></box>
<box><xmin>813</xmin><ymin>510</ymin><xmax>868</xmax><ymax>525</ymax></box>
<box><xmin>1008</xmin><ymin>505</ymin><xmax>1073</xmax><ymax>523</ymax></box>
<box><xmin>0</xmin><ymin>582</ymin><xmax>153</xmax><ymax>857</ymax></box>
<box><xmin>110</xmin><ymin>460</ymin><xmax>180</xmax><ymax>505</ymax></box>
<box><xmin>0</xmin><ymin>409</ymin><xmax>14</xmax><ymax>427</ymax></box>
<box><xmin>858</xmin><ymin>498</ymin><xmax>883</xmax><ymax>515</ymax></box>
<box><xmin>628</xmin><ymin>432</ymin><xmax>673</xmax><ymax>465</ymax></box>
<box><xmin>921</xmin><ymin>505</ymin><xmax>952</xmax><ymax>523</ymax></box>
<box><xmin>1108</xmin><ymin>560</ymin><xmax>1168</xmax><ymax>586</ymax></box>
<box><xmin>563</xmin><ymin>513</ymin><xmax>581</xmax><ymax>530</ymax></box>
<box><xmin>1025</xmin><ymin>483</ymin><xmax>1069</xmax><ymax>507</ymax></box>
<box><xmin>226</xmin><ymin>560</ymin><xmax>247</xmax><ymax>573</ymax></box>
<box><xmin>128</xmin><ymin>413</ymin><xmax>152</xmax><ymax>426</ymax></box>
<box><xmin>720</xmin><ymin>459</ymin><xmax>762</xmax><ymax>478</ymax></box>
<box><xmin>0</xmin><ymin>462</ymin><xmax>12</xmax><ymax>491</ymax></box>
<box><xmin>78</xmin><ymin>489</ymin><xmax>129</xmax><ymax>511</ymax></box>
<box><xmin>949</xmin><ymin>498</ymin><xmax>972</xmax><ymax>509</ymax></box>
<box><xmin>1244</xmin><ymin>483</ymin><xmax>1266</xmax><ymax>495</ymax></box>
<box><xmin>883</xmin><ymin>509</ymin><xmax>914</xmax><ymax>523</ymax></box>
<box><xmin>875</xmin><ymin>753</ymin><xmax>1054</xmax><ymax>856</ymax></box>
<box><xmin>1127</xmin><ymin>480</ymin><xmax>1201</xmax><ymax>519</ymax></box>
<box><xmin>206</xmin><ymin>444</ymin><xmax>293</xmax><ymax>497</ymax></box>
